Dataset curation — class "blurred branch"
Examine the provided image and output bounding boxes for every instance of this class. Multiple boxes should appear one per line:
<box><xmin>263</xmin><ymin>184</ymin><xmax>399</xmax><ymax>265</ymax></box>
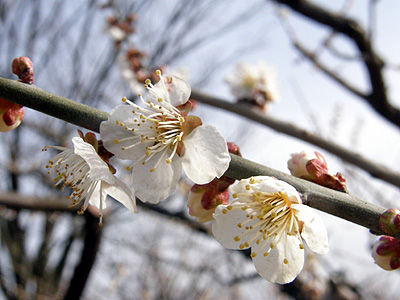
<box><xmin>0</xmin><ymin>77</ymin><xmax>396</xmax><ymax>238</ymax></box>
<box><xmin>271</xmin><ymin>0</ymin><xmax>400</xmax><ymax>129</ymax></box>
<box><xmin>190</xmin><ymin>89</ymin><xmax>400</xmax><ymax>190</ymax></box>
<box><xmin>0</xmin><ymin>192</ymin><xmax>79</xmax><ymax>212</ymax></box>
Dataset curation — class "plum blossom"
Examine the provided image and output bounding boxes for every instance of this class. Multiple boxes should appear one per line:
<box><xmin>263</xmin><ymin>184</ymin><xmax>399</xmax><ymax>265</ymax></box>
<box><xmin>212</xmin><ymin>176</ymin><xmax>329</xmax><ymax>284</ymax></box>
<box><xmin>100</xmin><ymin>71</ymin><xmax>230</xmax><ymax>204</ymax></box>
<box><xmin>43</xmin><ymin>135</ymin><xmax>137</xmax><ymax>225</ymax></box>
<box><xmin>225</xmin><ymin>61</ymin><xmax>279</xmax><ymax>111</ymax></box>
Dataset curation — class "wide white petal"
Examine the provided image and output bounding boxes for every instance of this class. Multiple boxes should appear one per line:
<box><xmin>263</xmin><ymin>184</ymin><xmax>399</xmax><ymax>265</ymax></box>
<box><xmin>212</xmin><ymin>204</ymin><xmax>257</xmax><ymax>249</ymax></box>
<box><xmin>103</xmin><ymin>178</ymin><xmax>138</xmax><ymax>213</ymax></box>
<box><xmin>132</xmin><ymin>151</ymin><xmax>182</xmax><ymax>204</ymax></box>
<box><xmin>294</xmin><ymin>204</ymin><xmax>329</xmax><ymax>255</ymax></box>
<box><xmin>182</xmin><ymin>125</ymin><xmax>230</xmax><ymax>184</ymax></box>
<box><xmin>252</xmin><ymin>234</ymin><xmax>305</xmax><ymax>284</ymax></box>
<box><xmin>100</xmin><ymin>105</ymin><xmax>147</xmax><ymax>160</ymax></box>
<box><xmin>72</xmin><ymin>137</ymin><xmax>115</xmax><ymax>184</ymax></box>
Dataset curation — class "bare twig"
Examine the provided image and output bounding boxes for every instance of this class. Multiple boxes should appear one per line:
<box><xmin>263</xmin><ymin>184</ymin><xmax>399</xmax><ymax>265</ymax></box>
<box><xmin>270</xmin><ymin>0</ymin><xmax>400</xmax><ymax>129</ymax></box>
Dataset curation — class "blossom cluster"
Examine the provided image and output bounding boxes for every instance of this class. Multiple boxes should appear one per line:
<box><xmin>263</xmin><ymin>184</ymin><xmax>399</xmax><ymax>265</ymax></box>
<box><xmin>39</xmin><ymin>70</ymin><xmax>332</xmax><ymax>285</ymax></box>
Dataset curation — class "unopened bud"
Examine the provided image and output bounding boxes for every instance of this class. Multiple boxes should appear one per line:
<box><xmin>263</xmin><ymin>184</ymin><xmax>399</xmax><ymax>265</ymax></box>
<box><xmin>372</xmin><ymin>236</ymin><xmax>400</xmax><ymax>271</ymax></box>
<box><xmin>0</xmin><ymin>98</ymin><xmax>25</xmax><ymax>132</ymax></box>
<box><xmin>188</xmin><ymin>184</ymin><xmax>230</xmax><ymax>223</ymax></box>
<box><xmin>379</xmin><ymin>208</ymin><xmax>400</xmax><ymax>235</ymax></box>
<box><xmin>288</xmin><ymin>151</ymin><xmax>347</xmax><ymax>192</ymax></box>
<box><xmin>227</xmin><ymin>142</ymin><xmax>242</xmax><ymax>157</ymax></box>
<box><xmin>11</xmin><ymin>56</ymin><xmax>34</xmax><ymax>84</ymax></box>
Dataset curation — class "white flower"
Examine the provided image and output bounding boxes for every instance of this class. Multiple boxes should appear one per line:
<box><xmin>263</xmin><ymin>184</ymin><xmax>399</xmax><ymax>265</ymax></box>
<box><xmin>43</xmin><ymin>137</ymin><xmax>137</xmax><ymax>224</ymax></box>
<box><xmin>212</xmin><ymin>176</ymin><xmax>328</xmax><ymax>284</ymax></box>
<box><xmin>100</xmin><ymin>71</ymin><xmax>231</xmax><ymax>204</ymax></box>
<box><xmin>225</xmin><ymin>62</ymin><xmax>279</xmax><ymax>107</ymax></box>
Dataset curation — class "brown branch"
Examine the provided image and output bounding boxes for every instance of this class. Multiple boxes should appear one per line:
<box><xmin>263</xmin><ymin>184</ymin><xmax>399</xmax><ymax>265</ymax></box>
<box><xmin>271</xmin><ymin>0</ymin><xmax>400</xmax><ymax>128</ymax></box>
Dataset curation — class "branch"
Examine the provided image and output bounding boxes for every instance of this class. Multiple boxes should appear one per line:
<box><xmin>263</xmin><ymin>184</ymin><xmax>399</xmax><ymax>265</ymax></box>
<box><xmin>190</xmin><ymin>89</ymin><xmax>400</xmax><ymax>190</ymax></box>
<box><xmin>271</xmin><ymin>0</ymin><xmax>400</xmax><ymax>129</ymax></box>
<box><xmin>0</xmin><ymin>77</ymin><xmax>396</xmax><ymax>238</ymax></box>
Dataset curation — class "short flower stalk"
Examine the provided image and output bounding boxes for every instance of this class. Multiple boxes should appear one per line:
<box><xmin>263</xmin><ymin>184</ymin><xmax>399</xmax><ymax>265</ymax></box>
<box><xmin>101</xmin><ymin>71</ymin><xmax>230</xmax><ymax>203</ymax></box>
<box><xmin>212</xmin><ymin>176</ymin><xmax>329</xmax><ymax>284</ymax></box>
<box><xmin>43</xmin><ymin>132</ymin><xmax>137</xmax><ymax>225</ymax></box>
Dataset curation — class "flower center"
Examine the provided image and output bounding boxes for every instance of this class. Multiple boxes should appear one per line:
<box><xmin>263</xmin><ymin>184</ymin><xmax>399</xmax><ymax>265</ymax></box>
<box><xmin>224</xmin><ymin>186</ymin><xmax>304</xmax><ymax>265</ymax></box>
<box><xmin>114</xmin><ymin>94</ymin><xmax>185</xmax><ymax>172</ymax></box>
<box><xmin>43</xmin><ymin>147</ymin><xmax>98</xmax><ymax>210</ymax></box>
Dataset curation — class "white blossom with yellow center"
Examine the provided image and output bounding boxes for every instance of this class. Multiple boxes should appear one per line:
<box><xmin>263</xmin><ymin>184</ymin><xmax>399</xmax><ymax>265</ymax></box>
<box><xmin>225</xmin><ymin>61</ymin><xmax>279</xmax><ymax>103</ymax></box>
<box><xmin>212</xmin><ymin>176</ymin><xmax>328</xmax><ymax>284</ymax></box>
<box><xmin>43</xmin><ymin>137</ymin><xmax>137</xmax><ymax>224</ymax></box>
<box><xmin>100</xmin><ymin>71</ymin><xmax>230</xmax><ymax>204</ymax></box>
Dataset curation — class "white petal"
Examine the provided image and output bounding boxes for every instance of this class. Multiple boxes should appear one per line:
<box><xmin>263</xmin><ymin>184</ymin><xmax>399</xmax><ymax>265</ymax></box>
<box><xmin>294</xmin><ymin>205</ymin><xmax>329</xmax><ymax>254</ymax></box>
<box><xmin>72</xmin><ymin>137</ymin><xmax>115</xmax><ymax>184</ymax></box>
<box><xmin>86</xmin><ymin>180</ymin><xmax>105</xmax><ymax>210</ymax></box>
<box><xmin>167</xmin><ymin>76</ymin><xmax>191</xmax><ymax>106</ymax></box>
<box><xmin>182</xmin><ymin>125</ymin><xmax>230</xmax><ymax>184</ymax></box>
<box><xmin>212</xmin><ymin>204</ymin><xmax>257</xmax><ymax>249</ymax></box>
<box><xmin>132</xmin><ymin>151</ymin><xmax>182</xmax><ymax>204</ymax></box>
<box><xmin>100</xmin><ymin>105</ymin><xmax>147</xmax><ymax>160</ymax></box>
<box><xmin>252</xmin><ymin>234</ymin><xmax>305</xmax><ymax>284</ymax></box>
<box><xmin>103</xmin><ymin>178</ymin><xmax>138</xmax><ymax>213</ymax></box>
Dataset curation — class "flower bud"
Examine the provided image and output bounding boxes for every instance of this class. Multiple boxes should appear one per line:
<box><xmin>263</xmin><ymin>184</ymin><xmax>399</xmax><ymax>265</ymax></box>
<box><xmin>287</xmin><ymin>151</ymin><xmax>347</xmax><ymax>192</ymax></box>
<box><xmin>11</xmin><ymin>56</ymin><xmax>34</xmax><ymax>84</ymax></box>
<box><xmin>0</xmin><ymin>98</ymin><xmax>25</xmax><ymax>132</ymax></box>
<box><xmin>372</xmin><ymin>236</ymin><xmax>400</xmax><ymax>271</ymax></box>
<box><xmin>187</xmin><ymin>141</ymin><xmax>241</xmax><ymax>223</ymax></box>
<box><xmin>379</xmin><ymin>208</ymin><xmax>400</xmax><ymax>235</ymax></box>
<box><xmin>188</xmin><ymin>184</ymin><xmax>230</xmax><ymax>223</ymax></box>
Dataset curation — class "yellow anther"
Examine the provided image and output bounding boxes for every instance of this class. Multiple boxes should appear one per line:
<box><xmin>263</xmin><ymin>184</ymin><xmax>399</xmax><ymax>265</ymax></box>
<box><xmin>126</xmin><ymin>166</ymin><xmax>132</xmax><ymax>171</ymax></box>
<box><xmin>270</xmin><ymin>243</ymin><xmax>275</xmax><ymax>249</ymax></box>
<box><xmin>166</xmin><ymin>158</ymin><xmax>172</xmax><ymax>164</ymax></box>
<box><xmin>234</xmin><ymin>236</ymin><xmax>240</xmax><ymax>242</ymax></box>
<box><xmin>237</xmin><ymin>223</ymin><xmax>242</xmax><ymax>228</ymax></box>
<box><xmin>121</xmin><ymin>147</ymin><xmax>125</xmax><ymax>151</ymax></box>
<box><xmin>244</xmin><ymin>242</ymin><xmax>250</xmax><ymax>248</ymax></box>
<box><xmin>145</xmin><ymin>79</ymin><xmax>151</xmax><ymax>84</ymax></box>
<box><xmin>239</xmin><ymin>244</ymin><xmax>245</xmax><ymax>250</ymax></box>
<box><xmin>299</xmin><ymin>244</ymin><xmax>305</xmax><ymax>250</ymax></box>
<box><xmin>177</xmin><ymin>135</ymin><xmax>182</xmax><ymax>142</ymax></box>
<box><xmin>284</xmin><ymin>258</ymin><xmax>289</xmax><ymax>265</ymax></box>
<box><xmin>222</xmin><ymin>209</ymin><xmax>228</xmax><ymax>214</ymax></box>
<box><xmin>245</xmin><ymin>185</ymin><xmax>251</xmax><ymax>190</ymax></box>
<box><xmin>122</xmin><ymin>97</ymin><xmax>127</xmax><ymax>102</ymax></box>
<box><xmin>251</xmin><ymin>253</ymin><xmax>257</xmax><ymax>258</ymax></box>
<box><xmin>150</xmin><ymin>168</ymin><xmax>156</xmax><ymax>172</ymax></box>
<box><xmin>156</xmin><ymin>69</ymin><xmax>161</xmax><ymax>76</ymax></box>
<box><xmin>158</xmin><ymin>98</ymin><xmax>163</xmax><ymax>102</ymax></box>
<box><xmin>114</xmin><ymin>139</ymin><xmax>120</xmax><ymax>144</ymax></box>
<box><xmin>250</xmin><ymin>177</ymin><xmax>256</xmax><ymax>184</ymax></box>
<box><xmin>179</xmin><ymin>117</ymin><xmax>184</xmax><ymax>123</ymax></box>
<box><xmin>264</xmin><ymin>252</ymin><xmax>269</xmax><ymax>257</ymax></box>
<box><xmin>146</xmin><ymin>150</ymin><xmax>151</xmax><ymax>156</ymax></box>
<box><xmin>227</xmin><ymin>206</ymin><xmax>233</xmax><ymax>210</ymax></box>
